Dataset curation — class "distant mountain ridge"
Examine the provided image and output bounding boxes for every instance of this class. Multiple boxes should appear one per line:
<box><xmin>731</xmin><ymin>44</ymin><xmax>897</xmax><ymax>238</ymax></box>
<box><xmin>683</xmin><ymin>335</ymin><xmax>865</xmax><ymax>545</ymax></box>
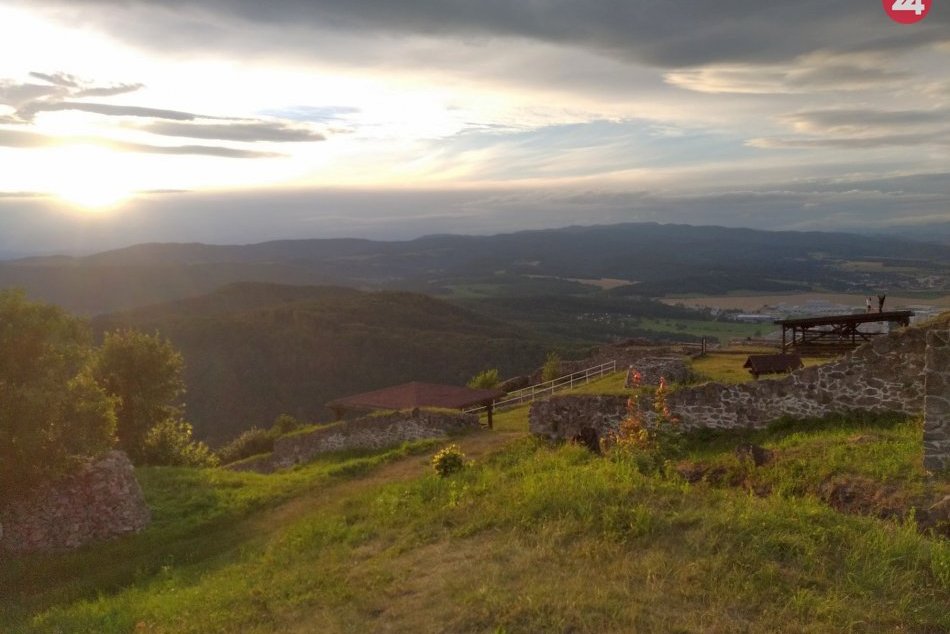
<box><xmin>3</xmin><ymin>222</ymin><xmax>948</xmax><ymax>315</ymax></box>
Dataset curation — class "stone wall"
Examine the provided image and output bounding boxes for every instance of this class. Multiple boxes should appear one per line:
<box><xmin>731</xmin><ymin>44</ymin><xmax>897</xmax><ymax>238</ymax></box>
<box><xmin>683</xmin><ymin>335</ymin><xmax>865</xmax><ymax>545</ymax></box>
<box><xmin>0</xmin><ymin>451</ymin><xmax>150</xmax><ymax>554</ymax></box>
<box><xmin>268</xmin><ymin>409</ymin><xmax>479</xmax><ymax>470</ymax></box>
<box><xmin>531</xmin><ymin>324</ymin><xmax>931</xmax><ymax>443</ymax></box>
<box><xmin>624</xmin><ymin>356</ymin><xmax>692</xmax><ymax>386</ymax></box>
<box><xmin>924</xmin><ymin>330</ymin><xmax>950</xmax><ymax>471</ymax></box>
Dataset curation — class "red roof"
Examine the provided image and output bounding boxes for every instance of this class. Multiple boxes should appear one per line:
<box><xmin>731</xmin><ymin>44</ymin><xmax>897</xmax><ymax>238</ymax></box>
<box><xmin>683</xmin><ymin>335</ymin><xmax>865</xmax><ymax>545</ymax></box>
<box><xmin>327</xmin><ymin>382</ymin><xmax>504</xmax><ymax>411</ymax></box>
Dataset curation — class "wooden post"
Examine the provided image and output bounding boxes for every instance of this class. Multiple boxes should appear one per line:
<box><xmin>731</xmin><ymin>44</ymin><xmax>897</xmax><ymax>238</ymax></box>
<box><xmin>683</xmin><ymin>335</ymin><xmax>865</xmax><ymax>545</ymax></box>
<box><xmin>486</xmin><ymin>403</ymin><xmax>494</xmax><ymax>430</ymax></box>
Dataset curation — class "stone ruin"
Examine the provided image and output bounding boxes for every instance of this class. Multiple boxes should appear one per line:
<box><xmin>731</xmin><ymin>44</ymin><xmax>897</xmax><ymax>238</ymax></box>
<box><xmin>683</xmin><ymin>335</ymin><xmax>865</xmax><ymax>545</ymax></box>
<box><xmin>0</xmin><ymin>451</ymin><xmax>150</xmax><ymax>554</ymax></box>
<box><xmin>531</xmin><ymin>322</ymin><xmax>950</xmax><ymax>471</ymax></box>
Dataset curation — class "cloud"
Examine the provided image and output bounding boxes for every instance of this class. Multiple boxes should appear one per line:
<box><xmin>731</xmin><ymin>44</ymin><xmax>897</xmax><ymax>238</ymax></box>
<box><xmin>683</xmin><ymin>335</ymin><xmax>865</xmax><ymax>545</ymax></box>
<box><xmin>19</xmin><ymin>0</ymin><xmax>950</xmax><ymax>70</ymax></box>
<box><xmin>665</xmin><ymin>53</ymin><xmax>911</xmax><ymax>94</ymax></box>
<box><xmin>0</xmin><ymin>71</ymin><xmax>321</xmax><ymax>158</ymax></box>
<box><xmin>0</xmin><ymin>127</ymin><xmax>281</xmax><ymax>158</ymax></box>
<box><xmin>748</xmin><ymin>106</ymin><xmax>950</xmax><ymax>150</ymax></box>
<box><xmin>138</xmin><ymin>121</ymin><xmax>325</xmax><ymax>142</ymax></box>
<box><xmin>747</xmin><ymin>134</ymin><xmax>950</xmax><ymax>150</ymax></box>
<box><xmin>0</xmin><ymin>128</ymin><xmax>56</xmax><ymax>148</ymax></box>
<box><xmin>112</xmin><ymin>140</ymin><xmax>282</xmax><ymax>158</ymax></box>
<box><xmin>18</xmin><ymin>100</ymin><xmax>208</xmax><ymax>122</ymax></box>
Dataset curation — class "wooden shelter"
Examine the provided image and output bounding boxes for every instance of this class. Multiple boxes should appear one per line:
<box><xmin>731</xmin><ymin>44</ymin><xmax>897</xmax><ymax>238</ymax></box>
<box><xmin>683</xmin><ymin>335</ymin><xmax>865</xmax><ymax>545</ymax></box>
<box><xmin>743</xmin><ymin>353</ymin><xmax>803</xmax><ymax>379</ymax></box>
<box><xmin>327</xmin><ymin>382</ymin><xmax>504</xmax><ymax>428</ymax></box>
<box><xmin>774</xmin><ymin>311</ymin><xmax>913</xmax><ymax>354</ymax></box>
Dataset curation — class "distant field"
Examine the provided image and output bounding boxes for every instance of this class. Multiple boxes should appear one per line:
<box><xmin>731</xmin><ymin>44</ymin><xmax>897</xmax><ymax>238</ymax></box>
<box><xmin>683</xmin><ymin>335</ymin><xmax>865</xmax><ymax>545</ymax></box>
<box><xmin>662</xmin><ymin>292</ymin><xmax>950</xmax><ymax>312</ymax></box>
<box><xmin>628</xmin><ymin>317</ymin><xmax>766</xmax><ymax>344</ymax></box>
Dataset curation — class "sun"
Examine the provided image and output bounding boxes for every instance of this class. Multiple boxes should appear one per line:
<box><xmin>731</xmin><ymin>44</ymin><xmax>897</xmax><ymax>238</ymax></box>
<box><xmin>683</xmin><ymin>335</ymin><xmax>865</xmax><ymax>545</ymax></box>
<box><xmin>47</xmin><ymin>145</ymin><xmax>137</xmax><ymax>212</ymax></box>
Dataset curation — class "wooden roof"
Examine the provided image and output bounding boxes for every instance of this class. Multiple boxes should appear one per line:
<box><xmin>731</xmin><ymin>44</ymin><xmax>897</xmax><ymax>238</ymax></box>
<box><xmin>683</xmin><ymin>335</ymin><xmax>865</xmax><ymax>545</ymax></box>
<box><xmin>743</xmin><ymin>353</ymin><xmax>803</xmax><ymax>375</ymax></box>
<box><xmin>327</xmin><ymin>382</ymin><xmax>504</xmax><ymax>411</ymax></box>
<box><xmin>774</xmin><ymin>311</ymin><xmax>913</xmax><ymax>328</ymax></box>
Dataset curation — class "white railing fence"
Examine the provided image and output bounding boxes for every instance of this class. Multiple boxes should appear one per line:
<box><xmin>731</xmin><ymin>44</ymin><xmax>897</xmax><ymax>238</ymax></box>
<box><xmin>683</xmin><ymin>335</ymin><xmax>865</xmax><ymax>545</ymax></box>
<box><xmin>466</xmin><ymin>360</ymin><xmax>617</xmax><ymax>415</ymax></box>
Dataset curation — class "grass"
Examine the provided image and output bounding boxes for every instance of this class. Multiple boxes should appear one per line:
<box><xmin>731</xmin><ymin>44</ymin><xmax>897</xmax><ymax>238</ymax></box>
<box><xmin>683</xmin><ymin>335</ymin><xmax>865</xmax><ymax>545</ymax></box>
<box><xmin>3</xmin><ymin>414</ymin><xmax>947</xmax><ymax>633</ymax></box>
<box><xmin>691</xmin><ymin>351</ymin><xmax>828</xmax><ymax>384</ymax></box>
<box><xmin>0</xmin><ymin>439</ymin><xmax>442</xmax><ymax>625</ymax></box>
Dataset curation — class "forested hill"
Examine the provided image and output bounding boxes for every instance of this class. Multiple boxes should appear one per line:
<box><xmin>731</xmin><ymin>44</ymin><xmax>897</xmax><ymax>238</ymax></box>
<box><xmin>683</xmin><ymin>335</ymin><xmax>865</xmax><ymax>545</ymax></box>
<box><xmin>5</xmin><ymin>223</ymin><xmax>948</xmax><ymax>315</ymax></box>
<box><xmin>91</xmin><ymin>283</ymin><xmax>548</xmax><ymax>444</ymax></box>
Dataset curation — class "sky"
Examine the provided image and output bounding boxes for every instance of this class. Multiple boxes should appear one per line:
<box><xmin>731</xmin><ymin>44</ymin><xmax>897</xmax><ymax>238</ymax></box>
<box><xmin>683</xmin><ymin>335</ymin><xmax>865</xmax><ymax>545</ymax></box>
<box><xmin>0</xmin><ymin>1</ymin><xmax>948</xmax><ymax>256</ymax></box>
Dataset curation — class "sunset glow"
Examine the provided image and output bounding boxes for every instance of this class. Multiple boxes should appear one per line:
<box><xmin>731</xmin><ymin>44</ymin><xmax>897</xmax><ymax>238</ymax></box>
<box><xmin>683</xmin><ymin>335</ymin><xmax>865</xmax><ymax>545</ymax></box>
<box><xmin>0</xmin><ymin>1</ymin><xmax>947</xmax><ymax>253</ymax></box>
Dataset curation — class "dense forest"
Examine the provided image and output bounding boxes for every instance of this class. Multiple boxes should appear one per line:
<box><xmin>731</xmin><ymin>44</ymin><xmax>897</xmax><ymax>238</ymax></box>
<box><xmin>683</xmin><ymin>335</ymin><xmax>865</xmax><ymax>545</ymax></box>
<box><xmin>92</xmin><ymin>283</ymin><xmax>551</xmax><ymax>444</ymax></box>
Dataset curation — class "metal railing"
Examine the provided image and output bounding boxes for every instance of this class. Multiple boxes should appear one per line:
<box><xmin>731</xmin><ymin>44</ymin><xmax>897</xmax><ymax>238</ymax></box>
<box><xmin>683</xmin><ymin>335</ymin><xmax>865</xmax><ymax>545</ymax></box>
<box><xmin>466</xmin><ymin>360</ymin><xmax>617</xmax><ymax>414</ymax></box>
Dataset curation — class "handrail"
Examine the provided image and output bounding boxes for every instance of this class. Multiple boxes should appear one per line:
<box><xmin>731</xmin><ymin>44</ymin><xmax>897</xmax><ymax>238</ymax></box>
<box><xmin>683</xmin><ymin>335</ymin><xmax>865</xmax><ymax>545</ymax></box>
<box><xmin>466</xmin><ymin>360</ymin><xmax>617</xmax><ymax>414</ymax></box>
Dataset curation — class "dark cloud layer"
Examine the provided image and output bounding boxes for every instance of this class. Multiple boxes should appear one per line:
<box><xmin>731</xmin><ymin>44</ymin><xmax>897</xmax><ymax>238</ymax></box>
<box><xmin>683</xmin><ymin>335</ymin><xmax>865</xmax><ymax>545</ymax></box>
<box><xmin>139</xmin><ymin>121</ymin><xmax>325</xmax><ymax>142</ymax></box>
<box><xmin>23</xmin><ymin>1</ymin><xmax>950</xmax><ymax>69</ymax></box>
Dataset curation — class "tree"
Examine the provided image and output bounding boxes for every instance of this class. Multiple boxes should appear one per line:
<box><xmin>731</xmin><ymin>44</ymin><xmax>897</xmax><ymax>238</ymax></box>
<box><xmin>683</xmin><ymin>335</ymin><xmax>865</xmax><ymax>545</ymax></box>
<box><xmin>541</xmin><ymin>352</ymin><xmax>562</xmax><ymax>382</ymax></box>
<box><xmin>0</xmin><ymin>290</ymin><xmax>116</xmax><ymax>502</ymax></box>
<box><xmin>468</xmin><ymin>368</ymin><xmax>500</xmax><ymax>390</ymax></box>
<box><xmin>93</xmin><ymin>329</ymin><xmax>185</xmax><ymax>463</ymax></box>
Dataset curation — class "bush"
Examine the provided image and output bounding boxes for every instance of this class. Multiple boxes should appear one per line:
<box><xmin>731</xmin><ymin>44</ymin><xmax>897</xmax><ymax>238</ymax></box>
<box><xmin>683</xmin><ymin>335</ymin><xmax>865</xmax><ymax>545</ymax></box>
<box><xmin>541</xmin><ymin>351</ymin><xmax>562</xmax><ymax>382</ymax></box>
<box><xmin>271</xmin><ymin>413</ymin><xmax>302</xmax><ymax>435</ymax></box>
<box><xmin>601</xmin><ymin>377</ymin><xmax>683</xmax><ymax>473</ymax></box>
<box><xmin>141</xmin><ymin>419</ymin><xmax>218</xmax><ymax>468</ymax></box>
<box><xmin>468</xmin><ymin>368</ymin><xmax>500</xmax><ymax>389</ymax></box>
<box><xmin>431</xmin><ymin>444</ymin><xmax>466</xmax><ymax>477</ymax></box>
<box><xmin>217</xmin><ymin>427</ymin><xmax>277</xmax><ymax>465</ymax></box>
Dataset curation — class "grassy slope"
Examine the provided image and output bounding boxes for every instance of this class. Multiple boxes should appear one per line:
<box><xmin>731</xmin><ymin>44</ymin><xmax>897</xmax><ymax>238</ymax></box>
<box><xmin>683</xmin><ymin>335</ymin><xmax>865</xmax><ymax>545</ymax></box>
<box><xmin>3</xmin><ymin>371</ymin><xmax>948</xmax><ymax>633</ymax></box>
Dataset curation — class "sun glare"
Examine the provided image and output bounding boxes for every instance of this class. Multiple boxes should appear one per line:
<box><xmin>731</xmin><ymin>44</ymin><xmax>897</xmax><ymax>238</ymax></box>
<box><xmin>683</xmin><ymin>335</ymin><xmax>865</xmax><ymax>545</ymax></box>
<box><xmin>47</xmin><ymin>145</ymin><xmax>137</xmax><ymax>212</ymax></box>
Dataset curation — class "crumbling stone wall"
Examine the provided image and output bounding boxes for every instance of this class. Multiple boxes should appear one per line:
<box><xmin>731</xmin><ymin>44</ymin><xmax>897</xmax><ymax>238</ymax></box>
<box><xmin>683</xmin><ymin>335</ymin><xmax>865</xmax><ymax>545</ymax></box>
<box><xmin>624</xmin><ymin>356</ymin><xmax>692</xmax><ymax>386</ymax></box>
<box><xmin>531</xmin><ymin>324</ymin><xmax>931</xmax><ymax>442</ymax></box>
<box><xmin>266</xmin><ymin>409</ymin><xmax>479</xmax><ymax>470</ymax></box>
<box><xmin>0</xmin><ymin>451</ymin><xmax>150</xmax><ymax>554</ymax></box>
<box><xmin>924</xmin><ymin>330</ymin><xmax>950</xmax><ymax>471</ymax></box>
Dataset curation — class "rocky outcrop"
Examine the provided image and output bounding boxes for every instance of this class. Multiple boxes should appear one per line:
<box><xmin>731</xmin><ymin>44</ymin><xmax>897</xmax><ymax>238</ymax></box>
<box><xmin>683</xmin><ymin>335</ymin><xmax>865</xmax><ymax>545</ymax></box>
<box><xmin>0</xmin><ymin>451</ymin><xmax>150</xmax><ymax>554</ymax></box>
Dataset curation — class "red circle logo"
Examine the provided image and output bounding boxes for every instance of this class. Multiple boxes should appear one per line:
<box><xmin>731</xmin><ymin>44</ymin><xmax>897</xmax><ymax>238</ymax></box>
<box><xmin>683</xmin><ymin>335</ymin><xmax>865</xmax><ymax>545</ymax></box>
<box><xmin>883</xmin><ymin>0</ymin><xmax>931</xmax><ymax>23</ymax></box>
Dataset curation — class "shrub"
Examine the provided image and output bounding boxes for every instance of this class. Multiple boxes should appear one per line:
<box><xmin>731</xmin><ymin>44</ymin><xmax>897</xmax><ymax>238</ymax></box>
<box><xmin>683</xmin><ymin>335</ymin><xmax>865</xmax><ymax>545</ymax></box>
<box><xmin>468</xmin><ymin>368</ymin><xmax>500</xmax><ymax>389</ymax></box>
<box><xmin>141</xmin><ymin>419</ymin><xmax>218</xmax><ymax>468</ymax></box>
<box><xmin>602</xmin><ymin>376</ymin><xmax>682</xmax><ymax>472</ymax></box>
<box><xmin>431</xmin><ymin>444</ymin><xmax>466</xmax><ymax>477</ymax></box>
<box><xmin>541</xmin><ymin>351</ymin><xmax>562</xmax><ymax>382</ymax></box>
<box><xmin>217</xmin><ymin>427</ymin><xmax>276</xmax><ymax>465</ymax></box>
<box><xmin>271</xmin><ymin>413</ymin><xmax>302</xmax><ymax>435</ymax></box>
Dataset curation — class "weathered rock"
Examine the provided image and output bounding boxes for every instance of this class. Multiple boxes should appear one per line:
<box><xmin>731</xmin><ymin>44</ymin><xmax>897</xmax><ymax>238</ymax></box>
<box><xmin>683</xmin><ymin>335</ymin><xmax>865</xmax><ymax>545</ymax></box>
<box><xmin>0</xmin><ymin>451</ymin><xmax>150</xmax><ymax>554</ymax></box>
<box><xmin>923</xmin><ymin>330</ymin><xmax>950</xmax><ymax>472</ymax></box>
<box><xmin>267</xmin><ymin>410</ymin><xmax>479</xmax><ymax>471</ymax></box>
<box><xmin>625</xmin><ymin>356</ymin><xmax>692</xmax><ymax>386</ymax></box>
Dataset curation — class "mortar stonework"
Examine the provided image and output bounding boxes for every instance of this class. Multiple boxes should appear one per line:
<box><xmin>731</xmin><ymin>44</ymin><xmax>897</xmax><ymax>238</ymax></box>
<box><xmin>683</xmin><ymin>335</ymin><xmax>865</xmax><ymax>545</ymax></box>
<box><xmin>228</xmin><ymin>409</ymin><xmax>480</xmax><ymax>473</ymax></box>
<box><xmin>531</xmin><ymin>324</ymin><xmax>935</xmax><ymax>446</ymax></box>
<box><xmin>924</xmin><ymin>330</ymin><xmax>950</xmax><ymax>471</ymax></box>
<box><xmin>0</xmin><ymin>451</ymin><xmax>150</xmax><ymax>554</ymax></box>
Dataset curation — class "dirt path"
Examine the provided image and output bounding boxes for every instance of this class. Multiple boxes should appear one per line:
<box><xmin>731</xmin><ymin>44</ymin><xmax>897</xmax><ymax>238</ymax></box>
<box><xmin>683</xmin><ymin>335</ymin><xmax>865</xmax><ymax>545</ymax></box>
<box><xmin>249</xmin><ymin>430</ymin><xmax>525</xmax><ymax>532</ymax></box>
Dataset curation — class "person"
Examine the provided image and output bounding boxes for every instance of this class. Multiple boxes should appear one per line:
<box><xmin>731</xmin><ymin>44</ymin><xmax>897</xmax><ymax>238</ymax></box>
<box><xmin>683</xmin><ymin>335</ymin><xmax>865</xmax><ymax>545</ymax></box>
<box><xmin>866</xmin><ymin>296</ymin><xmax>872</xmax><ymax>313</ymax></box>
<box><xmin>878</xmin><ymin>294</ymin><xmax>886</xmax><ymax>313</ymax></box>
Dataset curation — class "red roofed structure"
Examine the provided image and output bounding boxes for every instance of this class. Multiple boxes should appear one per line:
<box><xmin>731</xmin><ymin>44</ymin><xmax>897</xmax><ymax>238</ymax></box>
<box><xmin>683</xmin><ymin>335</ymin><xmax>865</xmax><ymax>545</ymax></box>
<box><xmin>327</xmin><ymin>382</ymin><xmax>504</xmax><ymax>427</ymax></box>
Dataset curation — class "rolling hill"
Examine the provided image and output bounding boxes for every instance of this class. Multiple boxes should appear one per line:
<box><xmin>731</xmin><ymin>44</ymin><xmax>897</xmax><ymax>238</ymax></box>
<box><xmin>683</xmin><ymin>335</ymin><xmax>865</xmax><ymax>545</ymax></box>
<box><xmin>4</xmin><ymin>222</ymin><xmax>947</xmax><ymax>315</ymax></box>
<box><xmin>91</xmin><ymin>283</ymin><xmax>549</xmax><ymax>444</ymax></box>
